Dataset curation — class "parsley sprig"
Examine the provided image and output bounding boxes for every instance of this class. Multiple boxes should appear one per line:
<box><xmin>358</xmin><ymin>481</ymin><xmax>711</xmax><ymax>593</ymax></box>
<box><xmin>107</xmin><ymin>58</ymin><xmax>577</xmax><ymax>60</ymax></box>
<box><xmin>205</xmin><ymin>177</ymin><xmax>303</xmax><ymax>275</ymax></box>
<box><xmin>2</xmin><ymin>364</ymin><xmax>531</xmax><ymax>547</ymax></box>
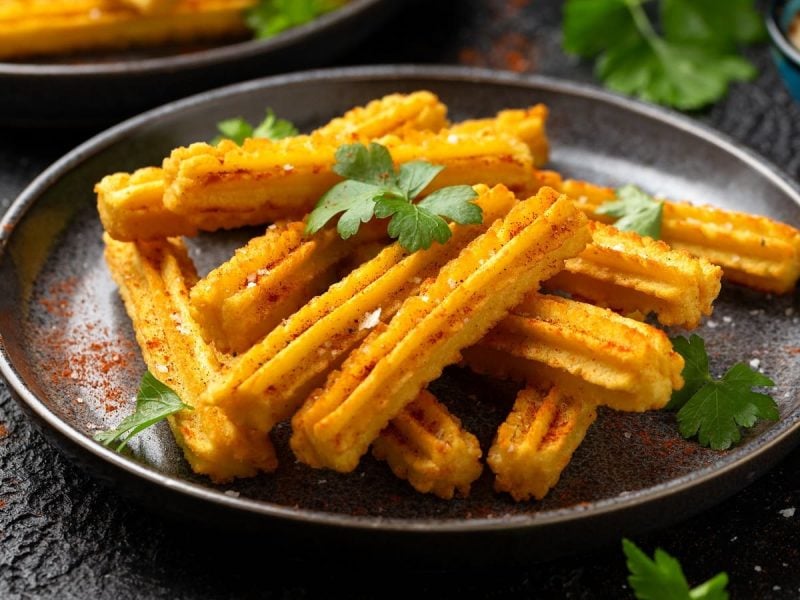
<box><xmin>623</xmin><ymin>539</ymin><xmax>729</xmax><ymax>600</ymax></box>
<box><xmin>214</xmin><ymin>109</ymin><xmax>298</xmax><ymax>145</ymax></box>
<box><xmin>94</xmin><ymin>371</ymin><xmax>191</xmax><ymax>452</ymax></box>
<box><xmin>306</xmin><ymin>142</ymin><xmax>482</xmax><ymax>252</ymax></box>
<box><xmin>246</xmin><ymin>0</ymin><xmax>343</xmax><ymax>39</ymax></box>
<box><xmin>668</xmin><ymin>335</ymin><xmax>779</xmax><ymax>450</ymax></box>
<box><xmin>597</xmin><ymin>184</ymin><xmax>664</xmax><ymax>239</ymax></box>
<box><xmin>563</xmin><ymin>0</ymin><xmax>765</xmax><ymax>110</ymax></box>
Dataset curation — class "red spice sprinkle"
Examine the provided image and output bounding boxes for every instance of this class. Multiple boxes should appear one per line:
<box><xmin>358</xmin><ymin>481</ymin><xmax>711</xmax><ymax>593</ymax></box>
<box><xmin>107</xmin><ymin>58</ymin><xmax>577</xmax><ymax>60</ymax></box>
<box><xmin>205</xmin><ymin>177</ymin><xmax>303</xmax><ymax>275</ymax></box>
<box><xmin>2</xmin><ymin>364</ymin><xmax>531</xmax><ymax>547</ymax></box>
<box><xmin>0</xmin><ymin>499</ymin><xmax>6</xmax><ymax>509</ymax></box>
<box><xmin>0</xmin><ymin>423</ymin><xmax>7</xmax><ymax>439</ymax></box>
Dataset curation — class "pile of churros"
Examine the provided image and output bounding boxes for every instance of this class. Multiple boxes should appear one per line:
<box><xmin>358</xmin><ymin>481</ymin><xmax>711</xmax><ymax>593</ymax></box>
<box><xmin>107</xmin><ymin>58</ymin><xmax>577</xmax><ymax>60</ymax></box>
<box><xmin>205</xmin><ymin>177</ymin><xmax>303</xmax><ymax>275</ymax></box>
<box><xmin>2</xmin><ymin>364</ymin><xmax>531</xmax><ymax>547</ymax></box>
<box><xmin>1</xmin><ymin>0</ymin><xmax>264</xmax><ymax>59</ymax></box>
<box><xmin>96</xmin><ymin>91</ymin><xmax>800</xmax><ymax>501</ymax></box>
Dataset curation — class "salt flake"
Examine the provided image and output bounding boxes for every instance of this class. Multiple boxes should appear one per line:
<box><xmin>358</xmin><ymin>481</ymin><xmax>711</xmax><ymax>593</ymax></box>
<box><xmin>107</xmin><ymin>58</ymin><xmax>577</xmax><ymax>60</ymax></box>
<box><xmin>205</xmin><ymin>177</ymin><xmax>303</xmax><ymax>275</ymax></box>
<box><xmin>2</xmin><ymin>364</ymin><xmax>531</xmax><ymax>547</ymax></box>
<box><xmin>358</xmin><ymin>308</ymin><xmax>382</xmax><ymax>331</ymax></box>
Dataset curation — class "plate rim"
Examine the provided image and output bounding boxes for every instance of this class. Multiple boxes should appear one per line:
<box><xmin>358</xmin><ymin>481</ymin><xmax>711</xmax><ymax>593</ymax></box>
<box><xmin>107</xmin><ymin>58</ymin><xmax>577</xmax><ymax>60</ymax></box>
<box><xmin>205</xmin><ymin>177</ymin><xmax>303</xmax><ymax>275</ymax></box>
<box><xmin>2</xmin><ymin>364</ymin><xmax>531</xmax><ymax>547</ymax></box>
<box><xmin>2</xmin><ymin>64</ymin><xmax>800</xmax><ymax>534</ymax></box>
<box><xmin>0</xmin><ymin>0</ymin><xmax>386</xmax><ymax>77</ymax></box>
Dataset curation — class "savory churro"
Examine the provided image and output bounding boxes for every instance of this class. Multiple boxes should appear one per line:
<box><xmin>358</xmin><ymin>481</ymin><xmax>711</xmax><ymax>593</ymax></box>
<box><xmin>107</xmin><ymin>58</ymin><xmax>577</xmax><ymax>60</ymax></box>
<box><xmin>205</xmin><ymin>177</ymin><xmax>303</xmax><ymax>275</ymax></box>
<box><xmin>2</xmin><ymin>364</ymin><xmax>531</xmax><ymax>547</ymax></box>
<box><xmin>291</xmin><ymin>186</ymin><xmax>590</xmax><ymax>473</ymax></box>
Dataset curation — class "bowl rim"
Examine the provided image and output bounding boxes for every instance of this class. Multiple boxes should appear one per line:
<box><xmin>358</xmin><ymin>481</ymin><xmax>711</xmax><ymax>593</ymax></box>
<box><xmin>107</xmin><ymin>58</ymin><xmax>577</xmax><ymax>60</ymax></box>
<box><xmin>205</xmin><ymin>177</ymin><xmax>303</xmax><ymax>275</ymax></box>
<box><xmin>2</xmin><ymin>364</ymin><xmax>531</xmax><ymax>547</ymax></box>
<box><xmin>767</xmin><ymin>0</ymin><xmax>800</xmax><ymax>67</ymax></box>
<box><xmin>0</xmin><ymin>0</ymin><xmax>384</xmax><ymax>77</ymax></box>
<box><xmin>2</xmin><ymin>65</ymin><xmax>800</xmax><ymax>534</ymax></box>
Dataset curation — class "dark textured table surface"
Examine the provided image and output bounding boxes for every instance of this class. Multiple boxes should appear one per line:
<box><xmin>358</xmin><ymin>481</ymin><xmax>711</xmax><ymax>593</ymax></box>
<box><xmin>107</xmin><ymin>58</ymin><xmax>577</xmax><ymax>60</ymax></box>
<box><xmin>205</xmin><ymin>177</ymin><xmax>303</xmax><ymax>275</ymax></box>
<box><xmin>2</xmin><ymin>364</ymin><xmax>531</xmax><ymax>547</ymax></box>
<box><xmin>2</xmin><ymin>1</ymin><xmax>800</xmax><ymax>598</ymax></box>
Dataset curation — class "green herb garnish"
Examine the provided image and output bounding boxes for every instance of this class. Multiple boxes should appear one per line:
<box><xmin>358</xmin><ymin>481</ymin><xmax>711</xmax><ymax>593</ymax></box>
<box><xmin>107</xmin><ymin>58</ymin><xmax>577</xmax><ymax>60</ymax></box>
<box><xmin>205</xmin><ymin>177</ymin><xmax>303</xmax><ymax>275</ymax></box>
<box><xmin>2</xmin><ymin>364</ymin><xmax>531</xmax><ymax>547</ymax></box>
<box><xmin>668</xmin><ymin>335</ymin><xmax>779</xmax><ymax>450</ymax></box>
<box><xmin>94</xmin><ymin>371</ymin><xmax>191</xmax><ymax>452</ymax></box>
<box><xmin>562</xmin><ymin>0</ymin><xmax>765</xmax><ymax>110</ymax></box>
<box><xmin>623</xmin><ymin>538</ymin><xmax>730</xmax><ymax>600</ymax></box>
<box><xmin>214</xmin><ymin>108</ymin><xmax>298</xmax><ymax>145</ymax></box>
<box><xmin>597</xmin><ymin>184</ymin><xmax>664</xmax><ymax>239</ymax></box>
<box><xmin>246</xmin><ymin>0</ymin><xmax>343</xmax><ymax>39</ymax></box>
<box><xmin>305</xmin><ymin>142</ymin><xmax>482</xmax><ymax>252</ymax></box>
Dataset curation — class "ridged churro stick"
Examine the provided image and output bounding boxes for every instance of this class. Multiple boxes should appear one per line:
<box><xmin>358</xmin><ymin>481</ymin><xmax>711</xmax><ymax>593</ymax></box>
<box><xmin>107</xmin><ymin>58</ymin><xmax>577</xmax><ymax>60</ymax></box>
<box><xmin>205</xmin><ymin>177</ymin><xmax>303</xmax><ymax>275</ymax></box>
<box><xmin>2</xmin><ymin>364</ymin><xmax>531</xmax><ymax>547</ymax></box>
<box><xmin>547</xmin><ymin>221</ymin><xmax>722</xmax><ymax>329</ymax></box>
<box><xmin>291</xmin><ymin>187</ymin><xmax>591</xmax><ymax>473</ymax></box>
<box><xmin>161</xmin><ymin>128</ymin><xmax>533</xmax><ymax>228</ymax></box>
<box><xmin>464</xmin><ymin>293</ymin><xmax>684</xmax><ymax>412</ymax></box>
<box><xmin>372</xmin><ymin>390</ymin><xmax>483</xmax><ymax>500</ymax></box>
<box><xmin>189</xmin><ymin>221</ymin><xmax>387</xmax><ymax>353</ymax></box>
<box><xmin>103</xmin><ymin>234</ymin><xmax>277</xmax><ymax>482</ymax></box>
<box><xmin>0</xmin><ymin>0</ymin><xmax>252</xmax><ymax>59</ymax></box>
<box><xmin>202</xmin><ymin>184</ymin><xmax>518</xmax><ymax>434</ymax></box>
<box><xmin>448</xmin><ymin>104</ymin><xmax>550</xmax><ymax>167</ymax></box>
<box><xmin>97</xmin><ymin>91</ymin><xmax>450</xmax><ymax>241</ymax></box>
<box><xmin>536</xmin><ymin>170</ymin><xmax>800</xmax><ymax>294</ymax></box>
<box><xmin>489</xmin><ymin>386</ymin><xmax>597</xmax><ymax>501</ymax></box>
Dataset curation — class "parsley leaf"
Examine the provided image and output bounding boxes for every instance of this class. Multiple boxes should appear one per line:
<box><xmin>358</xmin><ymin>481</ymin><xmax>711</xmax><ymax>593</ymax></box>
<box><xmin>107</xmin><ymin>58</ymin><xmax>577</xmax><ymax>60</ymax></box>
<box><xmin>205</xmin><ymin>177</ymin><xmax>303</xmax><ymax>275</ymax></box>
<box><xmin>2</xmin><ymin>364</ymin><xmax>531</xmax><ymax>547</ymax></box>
<box><xmin>562</xmin><ymin>0</ymin><xmax>762</xmax><ymax>109</ymax></box>
<box><xmin>246</xmin><ymin>0</ymin><xmax>342</xmax><ymax>39</ymax></box>
<box><xmin>306</xmin><ymin>143</ymin><xmax>482</xmax><ymax>252</ymax></box>
<box><xmin>596</xmin><ymin>184</ymin><xmax>663</xmax><ymax>239</ymax></box>
<box><xmin>668</xmin><ymin>335</ymin><xmax>779</xmax><ymax>450</ymax></box>
<box><xmin>660</xmin><ymin>0</ymin><xmax>766</xmax><ymax>50</ymax></box>
<box><xmin>214</xmin><ymin>108</ymin><xmax>298</xmax><ymax>145</ymax></box>
<box><xmin>623</xmin><ymin>539</ymin><xmax>729</xmax><ymax>600</ymax></box>
<box><xmin>94</xmin><ymin>371</ymin><xmax>191</xmax><ymax>452</ymax></box>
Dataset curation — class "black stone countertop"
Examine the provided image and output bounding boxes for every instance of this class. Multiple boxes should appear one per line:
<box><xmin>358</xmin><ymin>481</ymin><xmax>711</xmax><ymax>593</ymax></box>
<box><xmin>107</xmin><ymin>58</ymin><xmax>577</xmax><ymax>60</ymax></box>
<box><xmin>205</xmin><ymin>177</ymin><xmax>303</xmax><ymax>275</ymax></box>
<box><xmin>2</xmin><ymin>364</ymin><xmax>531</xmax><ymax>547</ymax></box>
<box><xmin>2</xmin><ymin>1</ymin><xmax>800</xmax><ymax>598</ymax></box>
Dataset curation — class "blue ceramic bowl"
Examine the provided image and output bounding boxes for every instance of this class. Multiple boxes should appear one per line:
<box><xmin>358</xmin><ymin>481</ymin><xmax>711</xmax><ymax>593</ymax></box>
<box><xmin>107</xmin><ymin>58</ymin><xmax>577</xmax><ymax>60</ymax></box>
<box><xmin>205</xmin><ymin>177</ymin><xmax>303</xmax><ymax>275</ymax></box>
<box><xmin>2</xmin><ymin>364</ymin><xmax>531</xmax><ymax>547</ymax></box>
<box><xmin>767</xmin><ymin>0</ymin><xmax>800</xmax><ymax>100</ymax></box>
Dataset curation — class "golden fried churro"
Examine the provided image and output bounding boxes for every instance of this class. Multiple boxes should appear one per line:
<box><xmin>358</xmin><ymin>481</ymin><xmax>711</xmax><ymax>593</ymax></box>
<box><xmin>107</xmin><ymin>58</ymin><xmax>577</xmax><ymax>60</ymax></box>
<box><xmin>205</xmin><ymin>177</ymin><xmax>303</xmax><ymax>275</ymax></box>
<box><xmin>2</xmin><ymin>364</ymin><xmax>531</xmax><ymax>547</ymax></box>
<box><xmin>489</xmin><ymin>386</ymin><xmax>597</xmax><ymax>501</ymax></box>
<box><xmin>190</xmin><ymin>220</ymin><xmax>387</xmax><ymax>353</ymax></box>
<box><xmin>464</xmin><ymin>293</ymin><xmax>684</xmax><ymax>412</ymax></box>
<box><xmin>449</xmin><ymin>104</ymin><xmax>550</xmax><ymax>167</ymax></box>
<box><xmin>203</xmin><ymin>184</ymin><xmax>518</xmax><ymax>434</ymax></box>
<box><xmin>372</xmin><ymin>389</ymin><xmax>483</xmax><ymax>499</ymax></box>
<box><xmin>0</xmin><ymin>0</ymin><xmax>252</xmax><ymax>59</ymax></box>
<box><xmin>97</xmin><ymin>91</ymin><xmax>449</xmax><ymax>241</ymax></box>
<box><xmin>545</xmin><ymin>222</ymin><xmax>722</xmax><ymax>329</ymax></box>
<box><xmin>96</xmin><ymin>167</ymin><xmax>198</xmax><ymax>241</ymax></box>
<box><xmin>103</xmin><ymin>234</ymin><xmax>277</xmax><ymax>481</ymax></box>
<box><xmin>161</xmin><ymin>129</ymin><xmax>533</xmax><ymax>229</ymax></box>
<box><xmin>316</xmin><ymin>91</ymin><xmax>449</xmax><ymax>141</ymax></box>
<box><xmin>291</xmin><ymin>187</ymin><xmax>590</xmax><ymax>473</ymax></box>
<box><xmin>536</xmin><ymin>170</ymin><xmax>800</xmax><ymax>294</ymax></box>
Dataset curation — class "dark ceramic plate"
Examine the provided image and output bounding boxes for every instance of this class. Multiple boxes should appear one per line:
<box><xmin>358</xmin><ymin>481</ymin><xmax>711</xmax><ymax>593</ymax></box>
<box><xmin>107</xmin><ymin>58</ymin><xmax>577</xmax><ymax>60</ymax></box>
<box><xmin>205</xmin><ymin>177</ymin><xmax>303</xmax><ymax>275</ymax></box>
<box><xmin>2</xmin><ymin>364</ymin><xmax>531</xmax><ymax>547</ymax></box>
<box><xmin>0</xmin><ymin>0</ymin><xmax>402</xmax><ymax>126</ymax></box>
<box><xmin>2</xmin><ymin>66</ymin><xmax>800</xmax><ymax>566</ymax></box>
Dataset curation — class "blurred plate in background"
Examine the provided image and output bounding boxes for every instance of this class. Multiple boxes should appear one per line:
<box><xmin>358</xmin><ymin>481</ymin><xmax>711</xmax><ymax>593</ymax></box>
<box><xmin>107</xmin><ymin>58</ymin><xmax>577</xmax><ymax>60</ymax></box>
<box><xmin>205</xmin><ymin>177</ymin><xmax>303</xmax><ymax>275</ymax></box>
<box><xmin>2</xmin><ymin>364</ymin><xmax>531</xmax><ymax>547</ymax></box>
<box><xmin>0</xmin><ymin>0</ymin><xmax>404</xmax><ymax>127</ymax></box>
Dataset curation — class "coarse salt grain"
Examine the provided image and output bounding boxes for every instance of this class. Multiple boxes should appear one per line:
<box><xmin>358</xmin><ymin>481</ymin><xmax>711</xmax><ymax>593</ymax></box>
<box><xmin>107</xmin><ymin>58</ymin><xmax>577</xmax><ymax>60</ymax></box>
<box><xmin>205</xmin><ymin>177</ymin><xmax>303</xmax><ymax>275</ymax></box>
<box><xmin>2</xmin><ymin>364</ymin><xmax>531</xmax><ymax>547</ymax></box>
<box><xmin>754</xmin><ymin>565</ymin><xmax>762</xmax><ymax>572</ymax></box>
<box><xmin>750</xmin><ymin>358</ymin><xmax>760</xmax><ymax>369</ymax></box>
<box><xmin>722</xmin><ymin>316</ymin><xmax>732</xmax><ymax>323</ymax></box>
<box><xmin>224</xmin><ymin>490</ymin><xmax>240</xmax><ymax>498</ymax></box>
<box><xmin>283</xmin><ymin>164</ymin><xmax>294</xmax><ymax>172</ymax></box>
<box><xmin>448</xmin><ymin>278</ymin><xmax>457</xmax><ymax>289</ymax></box>
<box><xmin>156</xmin><ymin>364</ymin><xmax>169</xmax><ymax>374</ymax></box>
<box><xmin>779</xmin><ymin>507</ymin><xmax>795</xmax><ymax>518</ymax></box>
<box><xmin>707</xmin><ymin>320</ymin><xmax>718</xmax><ymax>328</ymax></box>
<box><xmin>358</xmin><ymin>308</ymin><xmax>382</xmax><ymax>331</ymax></box>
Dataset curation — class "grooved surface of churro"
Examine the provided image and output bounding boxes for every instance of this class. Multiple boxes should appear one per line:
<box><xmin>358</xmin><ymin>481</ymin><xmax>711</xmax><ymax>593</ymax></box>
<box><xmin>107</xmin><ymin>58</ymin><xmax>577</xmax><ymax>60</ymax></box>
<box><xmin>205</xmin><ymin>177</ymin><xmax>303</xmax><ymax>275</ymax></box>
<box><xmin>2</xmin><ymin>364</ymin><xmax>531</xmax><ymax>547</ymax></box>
<box><xmin>372</xmin><ymin>390</ymin><xmax>483</xmax><ymax>499</ymax></box>
<box><xmin>489</xmin><ymin>386</ymin><xmax>597</xmax><ymax>501</ymax></box>
<box><xmin>161</xmin><ymin>128</ymin><xmax>533</xmax><ymax>224</ymax></box>
<box><xmin>545</xmin><ymin>221</ymin><xmax>722</xmax><ymax>329</ymax></box>
<box><xmin>290</xmin><ymin>186</ymin><xmax>590</xmax><ymax>473</ymax></box>
<box><xmin>536</xmin><ymin>170</ymin><xmax>800</xmax><ymax>294</ymax></box>
<box><xmin>97</xmin><ymin>91</ymin><xmax>451</xmax><ymax>241</ymax></box>
<box><xmin>103</xmin><ymin>234</ymin><xmax>277</xmax><ymax>482</ymax></box>
<box><xmin>464</xmin><ymin>292</ymin><xmax>684</xmax><ymax>412</ymax></box>
<box><xmin>449</xmin><ymin>104</ymin><xmax>550</xmax><ymax>166</ymax></box>
<box><xmin>203</xmin><ymin>185</ymin><xmax>516</xmax><ymax>433</ymax></box>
